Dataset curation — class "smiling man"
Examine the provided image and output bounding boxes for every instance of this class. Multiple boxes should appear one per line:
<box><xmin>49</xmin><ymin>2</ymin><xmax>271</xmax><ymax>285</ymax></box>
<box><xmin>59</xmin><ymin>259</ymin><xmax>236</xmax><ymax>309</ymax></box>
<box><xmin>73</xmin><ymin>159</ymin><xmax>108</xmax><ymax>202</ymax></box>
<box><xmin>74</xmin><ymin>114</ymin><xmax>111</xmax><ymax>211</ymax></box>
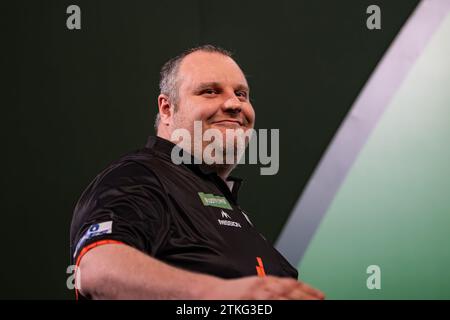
<box><xmin>70</xmin><ymin>45</ymin><xmax>324</xmax><ymax>300</ymax></box>
<box><xmin>158</xmin><ymin>46</ymin><xmax>255</xmax><ymax>175</ymax></box>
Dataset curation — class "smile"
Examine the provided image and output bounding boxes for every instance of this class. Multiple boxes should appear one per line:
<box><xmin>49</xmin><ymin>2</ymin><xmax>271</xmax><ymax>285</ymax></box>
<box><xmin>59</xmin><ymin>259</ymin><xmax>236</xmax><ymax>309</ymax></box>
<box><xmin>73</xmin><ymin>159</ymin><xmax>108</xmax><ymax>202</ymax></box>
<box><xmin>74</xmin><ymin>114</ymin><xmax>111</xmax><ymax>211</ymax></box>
<box><xmin>212</xmin><ymin>120</ymin><xmax>243</xmax><ymax>127</ymax></box>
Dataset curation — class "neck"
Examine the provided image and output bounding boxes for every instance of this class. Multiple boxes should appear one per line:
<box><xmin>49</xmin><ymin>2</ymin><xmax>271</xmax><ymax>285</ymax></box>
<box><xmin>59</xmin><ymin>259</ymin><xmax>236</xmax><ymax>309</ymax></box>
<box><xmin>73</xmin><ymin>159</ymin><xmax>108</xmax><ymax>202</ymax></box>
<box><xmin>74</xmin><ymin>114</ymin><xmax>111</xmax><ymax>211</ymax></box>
<box><xmin>209</xmin><ymin>163</ymin><xmax>235</xmax><ymax>181</ymax></box>
<box><xmin>157</xmin><ymin>130</ymin><xmax>237</xmax><ymax>181</ymax></box>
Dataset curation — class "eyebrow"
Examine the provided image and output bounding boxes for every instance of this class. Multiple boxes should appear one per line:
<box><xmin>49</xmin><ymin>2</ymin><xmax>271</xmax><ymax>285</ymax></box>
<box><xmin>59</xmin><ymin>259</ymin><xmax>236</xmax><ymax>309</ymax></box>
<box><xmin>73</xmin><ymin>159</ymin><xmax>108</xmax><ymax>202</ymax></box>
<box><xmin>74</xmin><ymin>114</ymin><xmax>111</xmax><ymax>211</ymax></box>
<box><xmin>194</xmin><ymin>82</ymin><xmax>250</xmax><ymax>93</ymax></box>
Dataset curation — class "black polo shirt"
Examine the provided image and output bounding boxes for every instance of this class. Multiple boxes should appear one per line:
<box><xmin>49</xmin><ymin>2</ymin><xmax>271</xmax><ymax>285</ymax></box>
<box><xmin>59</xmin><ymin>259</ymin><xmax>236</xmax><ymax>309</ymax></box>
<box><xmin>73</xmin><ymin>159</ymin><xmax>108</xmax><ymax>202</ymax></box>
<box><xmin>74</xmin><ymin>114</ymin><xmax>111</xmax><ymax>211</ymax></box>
<box><xmin>70</xmin><ymin>136</ymin><xmax>298</xmax><ymax>295</ymax></box>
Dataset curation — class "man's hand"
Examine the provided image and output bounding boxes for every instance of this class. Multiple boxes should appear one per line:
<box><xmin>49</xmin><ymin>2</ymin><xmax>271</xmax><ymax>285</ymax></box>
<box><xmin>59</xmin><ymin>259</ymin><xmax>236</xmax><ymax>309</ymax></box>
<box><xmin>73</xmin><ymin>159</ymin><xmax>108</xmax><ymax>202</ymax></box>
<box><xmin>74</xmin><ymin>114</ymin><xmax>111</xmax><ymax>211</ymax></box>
<box><xmin>200</xmin><ymin>275</ymin><xmax>325</xmax><ymax>300</ymax></box>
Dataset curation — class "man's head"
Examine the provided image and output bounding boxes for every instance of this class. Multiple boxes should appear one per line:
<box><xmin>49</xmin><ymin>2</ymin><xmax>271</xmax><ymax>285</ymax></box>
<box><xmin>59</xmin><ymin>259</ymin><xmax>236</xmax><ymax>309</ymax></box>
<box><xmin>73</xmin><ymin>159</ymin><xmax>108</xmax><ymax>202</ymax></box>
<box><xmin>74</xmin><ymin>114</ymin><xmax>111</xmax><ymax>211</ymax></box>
<box><xmin>155</xmin><ymin>45</ymin><xmax>255</xmax><ymax>175</ymax></box>
<box><xmin>155</xmin><ymin>45</ymin><xmax>235</xmax><ymax>128</ymax></box>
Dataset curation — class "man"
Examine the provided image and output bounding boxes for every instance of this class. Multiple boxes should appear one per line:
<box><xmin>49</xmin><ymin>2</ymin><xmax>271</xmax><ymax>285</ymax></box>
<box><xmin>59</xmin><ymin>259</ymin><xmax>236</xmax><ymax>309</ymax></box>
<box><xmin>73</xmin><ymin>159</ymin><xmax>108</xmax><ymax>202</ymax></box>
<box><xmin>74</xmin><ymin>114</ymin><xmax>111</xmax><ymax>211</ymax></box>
<box><xmin>70</xmin><ymin>45</ymin><xmax>324</xmax><ymax>300</ymax></box>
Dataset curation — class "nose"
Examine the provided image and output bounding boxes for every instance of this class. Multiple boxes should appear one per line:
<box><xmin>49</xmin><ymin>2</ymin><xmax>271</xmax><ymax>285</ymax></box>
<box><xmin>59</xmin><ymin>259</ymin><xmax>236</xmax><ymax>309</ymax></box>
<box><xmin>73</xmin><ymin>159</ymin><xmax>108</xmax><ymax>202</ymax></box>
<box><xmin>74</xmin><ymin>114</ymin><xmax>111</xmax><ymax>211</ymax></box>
<box><xmin>222</xmin><ymin>94</ymin><xmax>242</xmax><ymax>114</ymax></box>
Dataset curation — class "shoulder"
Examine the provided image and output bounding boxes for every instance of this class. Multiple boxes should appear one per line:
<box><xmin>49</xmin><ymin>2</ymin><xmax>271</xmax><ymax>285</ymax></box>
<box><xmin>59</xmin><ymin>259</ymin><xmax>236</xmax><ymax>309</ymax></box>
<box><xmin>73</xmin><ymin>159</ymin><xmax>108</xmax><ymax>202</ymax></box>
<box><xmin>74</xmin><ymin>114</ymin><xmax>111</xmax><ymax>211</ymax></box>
<box><xmin>71</xmin><ymin>148</ymin><xmax>171</xmax><ymax>234</ymax></box>
<box><xmin>75</xmin><ymin>148</ymin><xmax>172</xmax><ymax>207</ymax></box>
<box><xmin>93</xmin><ymin>148</ymin><xmax>167</xmax><ymax>188</ymax></box>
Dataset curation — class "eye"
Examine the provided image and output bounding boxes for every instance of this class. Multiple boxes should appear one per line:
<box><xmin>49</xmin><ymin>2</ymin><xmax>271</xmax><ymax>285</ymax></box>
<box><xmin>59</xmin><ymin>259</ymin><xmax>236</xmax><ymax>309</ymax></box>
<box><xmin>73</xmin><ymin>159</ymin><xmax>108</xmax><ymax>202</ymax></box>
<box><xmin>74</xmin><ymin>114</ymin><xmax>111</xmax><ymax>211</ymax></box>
<box><xmin>236</xmin><ymin>91</ymin><xmax>248</xmax><ymax>99</ymax></box>
<box><xmin>202</xmin><ymin>88</ymin><xmax>218</xmax><ymax>95</ymax></box>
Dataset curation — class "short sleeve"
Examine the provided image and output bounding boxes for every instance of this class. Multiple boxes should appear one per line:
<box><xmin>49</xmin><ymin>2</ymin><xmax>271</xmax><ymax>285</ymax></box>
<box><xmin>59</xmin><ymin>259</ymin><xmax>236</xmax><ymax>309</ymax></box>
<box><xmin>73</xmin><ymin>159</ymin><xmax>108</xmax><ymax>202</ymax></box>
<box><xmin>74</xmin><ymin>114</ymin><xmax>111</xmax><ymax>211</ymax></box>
<box><xmin>70</xmin><ymin>161</ymin><xmax>170</xmax><ymax>264</ymax></box>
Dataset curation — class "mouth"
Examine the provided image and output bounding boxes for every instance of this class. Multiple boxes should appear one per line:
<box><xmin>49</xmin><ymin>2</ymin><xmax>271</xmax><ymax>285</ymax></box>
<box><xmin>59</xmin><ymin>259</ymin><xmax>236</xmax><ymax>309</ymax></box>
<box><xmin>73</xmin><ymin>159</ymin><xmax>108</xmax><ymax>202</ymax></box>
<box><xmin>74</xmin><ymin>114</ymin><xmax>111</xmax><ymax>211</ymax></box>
<box><xmin>211</xmin><ymin>119</ymin><xmax>244</xmax><ymax>127</ymax></box>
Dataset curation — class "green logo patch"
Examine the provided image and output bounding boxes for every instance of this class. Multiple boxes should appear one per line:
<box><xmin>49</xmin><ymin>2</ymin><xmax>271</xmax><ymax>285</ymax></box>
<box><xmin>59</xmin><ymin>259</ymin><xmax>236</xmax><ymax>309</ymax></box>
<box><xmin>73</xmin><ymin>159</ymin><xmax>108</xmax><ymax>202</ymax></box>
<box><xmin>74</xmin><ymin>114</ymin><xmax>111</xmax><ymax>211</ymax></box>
<box><xmin>198</xmin><ymin>192</ymin><xmax>232</xmax><ymax>210</ymax></box>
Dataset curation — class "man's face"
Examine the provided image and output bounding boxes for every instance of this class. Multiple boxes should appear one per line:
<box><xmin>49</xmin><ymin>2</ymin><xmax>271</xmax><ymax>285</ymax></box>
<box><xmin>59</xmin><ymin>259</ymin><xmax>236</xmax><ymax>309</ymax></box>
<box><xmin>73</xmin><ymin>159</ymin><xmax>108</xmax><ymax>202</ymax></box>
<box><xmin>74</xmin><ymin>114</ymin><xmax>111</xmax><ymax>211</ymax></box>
<box><xmin>170</xmin><ymin>51</ymin><xmax>255</xmax><ymax>161</ymax></box>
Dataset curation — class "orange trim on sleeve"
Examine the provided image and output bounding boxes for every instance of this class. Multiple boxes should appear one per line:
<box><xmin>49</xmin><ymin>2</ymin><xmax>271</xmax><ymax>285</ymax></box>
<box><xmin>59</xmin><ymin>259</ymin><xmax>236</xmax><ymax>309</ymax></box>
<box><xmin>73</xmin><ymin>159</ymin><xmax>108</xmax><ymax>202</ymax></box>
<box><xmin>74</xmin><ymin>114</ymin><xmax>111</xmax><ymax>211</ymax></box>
<box><xmin>74</xmin><ymin>239</ymin><xmax>125</xmax><ymax>300</ymax></box>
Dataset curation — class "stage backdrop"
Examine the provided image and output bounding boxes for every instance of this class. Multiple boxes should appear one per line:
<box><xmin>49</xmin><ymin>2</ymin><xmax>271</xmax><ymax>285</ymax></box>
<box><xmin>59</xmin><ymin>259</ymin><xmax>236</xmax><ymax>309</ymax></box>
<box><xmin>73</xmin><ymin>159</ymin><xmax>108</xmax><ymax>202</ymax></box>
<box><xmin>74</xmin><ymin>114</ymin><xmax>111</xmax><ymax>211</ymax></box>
<box><xmin>277</xmin><ymin>0</ymin><xmax>450</xmax><ymax>299</ymax></box>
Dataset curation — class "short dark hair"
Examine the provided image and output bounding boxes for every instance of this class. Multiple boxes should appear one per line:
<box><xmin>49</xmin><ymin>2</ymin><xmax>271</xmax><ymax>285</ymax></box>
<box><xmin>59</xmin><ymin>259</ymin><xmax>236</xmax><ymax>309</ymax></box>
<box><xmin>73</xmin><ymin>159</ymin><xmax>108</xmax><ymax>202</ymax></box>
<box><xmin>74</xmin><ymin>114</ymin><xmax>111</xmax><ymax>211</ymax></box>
<box><xmin>154</xmin><ymin>45</ymin><xmax>234</xmax><ymax>132</ymax></box>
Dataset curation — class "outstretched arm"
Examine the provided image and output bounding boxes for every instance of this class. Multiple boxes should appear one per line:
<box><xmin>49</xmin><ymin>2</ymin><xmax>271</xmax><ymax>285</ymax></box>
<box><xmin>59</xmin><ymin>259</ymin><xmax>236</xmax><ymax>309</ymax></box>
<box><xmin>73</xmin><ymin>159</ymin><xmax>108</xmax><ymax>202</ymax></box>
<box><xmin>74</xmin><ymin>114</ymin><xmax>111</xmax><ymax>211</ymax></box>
<box><xmin>77</xmin><ymin>243</ymin><xmax>325</xmax><ymax>300</ymax></box>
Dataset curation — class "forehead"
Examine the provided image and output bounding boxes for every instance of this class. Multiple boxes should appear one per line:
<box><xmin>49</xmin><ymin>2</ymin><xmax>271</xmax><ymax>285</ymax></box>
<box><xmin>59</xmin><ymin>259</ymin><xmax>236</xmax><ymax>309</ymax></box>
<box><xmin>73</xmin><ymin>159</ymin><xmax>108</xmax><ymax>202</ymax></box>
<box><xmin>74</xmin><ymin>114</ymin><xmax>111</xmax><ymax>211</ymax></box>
<box><xmin>177</xmin><ymin>51</ymin><xmax>248</xmax><ymax>90</ymax></box>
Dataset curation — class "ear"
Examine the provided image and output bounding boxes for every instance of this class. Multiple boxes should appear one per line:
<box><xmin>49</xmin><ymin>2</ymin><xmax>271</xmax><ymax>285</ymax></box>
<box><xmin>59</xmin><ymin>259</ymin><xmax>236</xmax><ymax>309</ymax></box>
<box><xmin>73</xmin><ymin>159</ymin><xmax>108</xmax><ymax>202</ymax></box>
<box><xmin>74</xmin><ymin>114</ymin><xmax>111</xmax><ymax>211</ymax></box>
<box><xmin>157</xmin><ymin>94</ymin><xmax>174</xmax><ymax>126</ymax></box>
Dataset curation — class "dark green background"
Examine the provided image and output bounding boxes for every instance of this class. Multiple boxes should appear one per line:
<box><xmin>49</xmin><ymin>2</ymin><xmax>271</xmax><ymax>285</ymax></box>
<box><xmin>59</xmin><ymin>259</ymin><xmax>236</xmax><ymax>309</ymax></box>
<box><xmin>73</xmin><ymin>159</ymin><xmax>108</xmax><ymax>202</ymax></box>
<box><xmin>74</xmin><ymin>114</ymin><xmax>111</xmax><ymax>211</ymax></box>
<box><xmin>2</xmin><ymin>0</ymin><xmax>418</xmax><ymax>298</ymax></box>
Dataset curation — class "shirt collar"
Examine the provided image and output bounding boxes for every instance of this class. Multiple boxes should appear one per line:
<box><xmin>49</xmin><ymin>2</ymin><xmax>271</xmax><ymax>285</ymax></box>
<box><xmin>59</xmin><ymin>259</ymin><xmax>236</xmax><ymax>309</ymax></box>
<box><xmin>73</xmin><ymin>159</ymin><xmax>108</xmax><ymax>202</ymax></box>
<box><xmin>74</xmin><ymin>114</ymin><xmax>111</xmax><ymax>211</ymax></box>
<box><xmin>145</xmin><ymin>136</ymin><xmax>243</xmax><ymax>197</ymax></box>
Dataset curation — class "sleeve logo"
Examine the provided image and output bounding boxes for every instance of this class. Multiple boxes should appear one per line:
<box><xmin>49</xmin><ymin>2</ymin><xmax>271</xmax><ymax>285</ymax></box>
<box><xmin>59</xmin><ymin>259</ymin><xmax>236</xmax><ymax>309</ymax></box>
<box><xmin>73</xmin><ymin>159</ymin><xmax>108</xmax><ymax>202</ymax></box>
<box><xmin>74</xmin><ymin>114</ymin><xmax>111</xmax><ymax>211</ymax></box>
<box><xmin>73</xmin><ymin>221</ymin><xmax>113</xmax><ymax>258</ymax></box>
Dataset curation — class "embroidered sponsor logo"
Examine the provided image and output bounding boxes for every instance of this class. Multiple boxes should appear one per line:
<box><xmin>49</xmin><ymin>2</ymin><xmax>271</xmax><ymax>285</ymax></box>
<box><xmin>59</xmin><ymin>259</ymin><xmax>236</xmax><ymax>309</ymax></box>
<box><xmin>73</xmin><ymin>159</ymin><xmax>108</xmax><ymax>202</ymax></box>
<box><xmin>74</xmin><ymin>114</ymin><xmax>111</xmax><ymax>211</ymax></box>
<box><xmin>217</xmin><ymin>209</ymin><xmax>241</xmax><ymax>228</ymax></box>
<box><xmin>73</xmin><ymin>221</ymin><xmax>113</xmax><ymax>258</ymax></box>
<box><xmin>198</xmin><ymin>192</ymin><xmax>232</xmax><ymax>210</ymax></box>
<box><xmin>221</xmin><ymin>210</ymin><xmax>231</xmax><ymax>219</ymax></box>
<box><xmin>217</xmin><ymin>219</ymin><xmax>242</xmax><ymax>228</ymax></box>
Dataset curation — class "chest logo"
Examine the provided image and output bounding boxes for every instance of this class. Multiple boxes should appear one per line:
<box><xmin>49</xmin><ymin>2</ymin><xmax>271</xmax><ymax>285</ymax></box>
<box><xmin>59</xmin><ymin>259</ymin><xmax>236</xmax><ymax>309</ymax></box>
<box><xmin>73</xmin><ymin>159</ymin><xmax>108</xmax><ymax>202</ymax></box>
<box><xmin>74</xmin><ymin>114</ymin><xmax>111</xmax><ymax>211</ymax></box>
<box><xmin>217</xmin><ymin>209</ymin><xmax>241</xmax><ymax>228</ymax></box>
<box><xmin>198</xmin><ymin>192</ymin><xmax>232</xmax><ymax>210</ymax></box>
<box><xmin>221</xmin><ymin>210</ymin><xmax>231</xmax><ymax>219</ymax></box>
